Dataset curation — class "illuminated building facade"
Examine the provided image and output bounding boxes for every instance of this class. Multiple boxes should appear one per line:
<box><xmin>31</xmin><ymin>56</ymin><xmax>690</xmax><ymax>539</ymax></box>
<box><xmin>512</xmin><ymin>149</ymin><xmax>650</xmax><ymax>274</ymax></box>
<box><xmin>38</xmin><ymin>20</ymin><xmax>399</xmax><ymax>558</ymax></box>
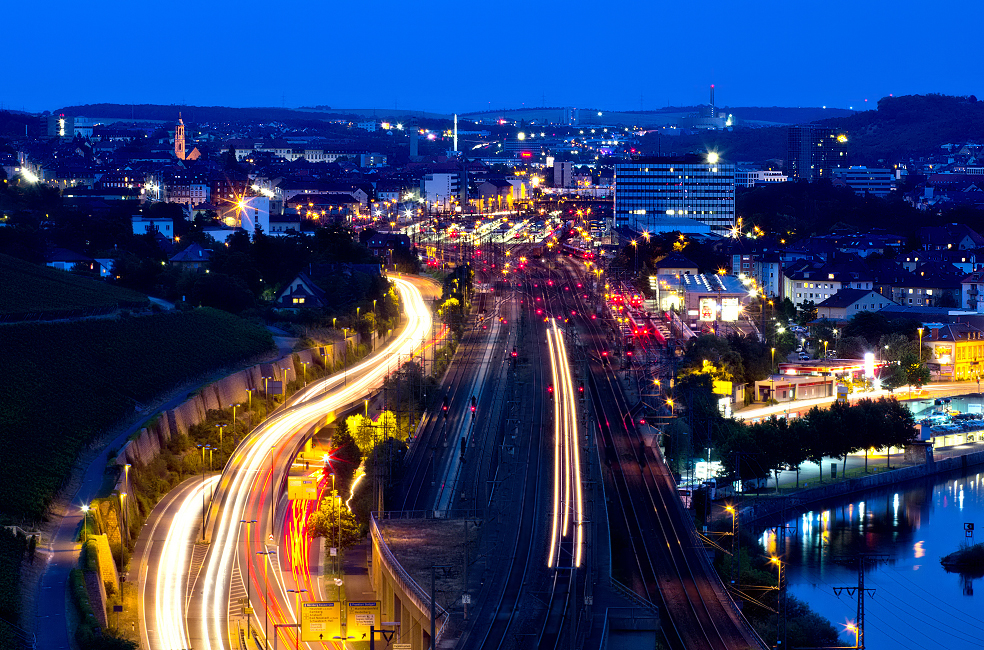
<box><xmin>175</xmin><ymin>114</ymin><xmax>186</xmax><ymax>160</ymax></box>
<box><xmin>613</xmin><ymin>155</ymin><xmax>736</xmax><ymax>233</ymax></box>
<box><xmin>786</xmin><ymin>125</ymin><xmax>848</xmax><ymax>181</ymax></box>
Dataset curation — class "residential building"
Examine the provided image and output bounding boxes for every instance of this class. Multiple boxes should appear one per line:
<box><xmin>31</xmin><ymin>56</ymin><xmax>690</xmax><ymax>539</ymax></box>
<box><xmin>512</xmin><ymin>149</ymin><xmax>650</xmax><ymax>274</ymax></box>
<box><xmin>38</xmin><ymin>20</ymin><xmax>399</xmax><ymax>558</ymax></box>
<box><xmin>902</xmin><ymin>250</ymin><xmax>976</xmax><ymax>274</ymax></box>
<box><xmin>831</xmin><ymin>166</ymin><xmax>895</xmax><ymax>197</ymax></box>
<box><xmin>652</xmin><ymin>253</ymin><xmax>698</xmax><ymax>277</ymax></box>
<box><xmin>919</xmin><ymin>224</ymin><xmax>984</xmax><ymax>251</ymax></box>
<box><xmin>169</xmin><ymin>244</ymin><xmax>211</xmax><ymax>271</ymax></box>
<box><xmin>366</xmin><ymin>232</ymin><xmax>412</xmax><ymax>267</ymax></box>
<box><xmin>613</xmin><ymin>155</ymin><xmax>736</xmax><ymax>233</ymax></box>
<box><xmin>815</xmin><ymin>289</ymin><xmax>896</xmax><ymax>323</ymax></box>
<box><xmin>923</xmin><ymin>322</ymin><xmax>984</xmax><ymax>381</ymax></box>
<box><xmin>131</xmin><ymin>216</ymin><xmax>174</xmax><ymax>242</ymax></box>
<box><xmin>961</xmin><ymin>270</ymin><xmax>984</xmax><ymax>311</ymax></box>
<box><xmin>275</xmin><ymin>273</ymin><xmax>328</xmax><ymax>311</ymax></box>
<box><xmin>783</xmin><ymin>259</ymin><xmax>874</xmax><ymax>308</ymax></box>
<box><xmin>421</xmin><ymin>173</ymin><xmax>461</xmax><ymax>212</ymax></box>
<box><xmin>786</xmin><ymin>126</ymin><xmax>849</xmax><ymax>181</ymax></box>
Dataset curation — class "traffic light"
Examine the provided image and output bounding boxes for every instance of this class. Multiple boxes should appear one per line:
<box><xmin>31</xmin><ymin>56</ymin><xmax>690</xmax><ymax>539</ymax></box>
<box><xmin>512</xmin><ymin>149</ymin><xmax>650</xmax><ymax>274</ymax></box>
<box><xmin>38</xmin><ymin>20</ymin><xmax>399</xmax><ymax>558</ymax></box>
<box><xmin>470</xmin><ymin>396</ymin><xmax>477</xmax><ymax>413</ymax></box>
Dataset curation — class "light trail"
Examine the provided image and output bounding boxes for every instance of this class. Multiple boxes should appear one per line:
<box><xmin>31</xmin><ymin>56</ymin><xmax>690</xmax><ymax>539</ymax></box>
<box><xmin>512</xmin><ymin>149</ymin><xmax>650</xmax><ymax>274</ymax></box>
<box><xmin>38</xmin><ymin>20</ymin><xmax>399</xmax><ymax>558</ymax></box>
<box><xmin>545</xmin><ymin>319</ymin><xmax>584</xmax><ymax>569</ymax></box>
<box><xmin>154</xmin><ymin>475</ymin><xmax>219</xmax><ymax>650</ymax></box>
<box><xmin>182</xmin><ymin>276</ymin><xmax>432</xmax><ymax>650</ymax></box>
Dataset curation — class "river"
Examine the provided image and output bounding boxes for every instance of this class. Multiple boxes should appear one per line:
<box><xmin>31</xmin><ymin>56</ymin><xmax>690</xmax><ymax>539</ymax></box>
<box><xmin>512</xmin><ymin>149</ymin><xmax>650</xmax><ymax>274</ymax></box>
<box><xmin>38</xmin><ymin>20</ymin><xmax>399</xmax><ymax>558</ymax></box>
<box><xmin>758</xmin><ymin>464</ymin><xmax>984</xmax><ymax>650</ymax></box>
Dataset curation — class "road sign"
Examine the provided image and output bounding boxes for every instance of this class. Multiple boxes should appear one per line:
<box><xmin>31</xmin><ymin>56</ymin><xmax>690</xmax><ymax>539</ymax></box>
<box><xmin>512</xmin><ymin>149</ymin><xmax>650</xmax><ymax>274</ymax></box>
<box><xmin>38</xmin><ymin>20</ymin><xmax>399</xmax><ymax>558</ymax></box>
<box><xmin>288</xmin><ymin>476</ymin><xmax>318</xmax><ymax>501</ymax></box>
<box><xmin>965</xmin><ymin>523</ymin><xmax>975</xmax><ymax>531</ymax></box>
<box><xmin>301</xmin><ymin>601</ymin><xmax>341</xmax><ymax>642</ymax></box>
<box><xmin>462</xmin><ymin>594</ymin><xmax>471</xmax><ymax>605</ymax></box>
<box><xmin>393</xmin><ymin>645</ymin><xmax>412</xmax><ymax>650</ymax></box>
<box><xmin>345</xmin><ymin>601</ymin><xmax>380</xmax><ymax>640</ymax></box>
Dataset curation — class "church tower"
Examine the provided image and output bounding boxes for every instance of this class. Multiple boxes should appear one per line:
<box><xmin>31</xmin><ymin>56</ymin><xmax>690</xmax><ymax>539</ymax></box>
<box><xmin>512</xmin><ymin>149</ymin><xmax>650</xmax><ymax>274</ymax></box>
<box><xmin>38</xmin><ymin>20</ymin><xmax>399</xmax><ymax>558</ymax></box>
<box><xmin>175</xmin><ymin>113</ymin><xmax>186</xmax><ymax>160</ymax></box>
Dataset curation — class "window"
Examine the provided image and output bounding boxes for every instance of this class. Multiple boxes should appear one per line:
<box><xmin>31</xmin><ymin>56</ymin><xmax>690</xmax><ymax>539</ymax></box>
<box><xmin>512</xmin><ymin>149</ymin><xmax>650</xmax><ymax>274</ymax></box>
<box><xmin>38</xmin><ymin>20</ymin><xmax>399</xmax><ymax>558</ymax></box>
<box><xmin>292</xmin><ymin>297</ymin><xmax>305</xmax><ymax>304</ymax></box>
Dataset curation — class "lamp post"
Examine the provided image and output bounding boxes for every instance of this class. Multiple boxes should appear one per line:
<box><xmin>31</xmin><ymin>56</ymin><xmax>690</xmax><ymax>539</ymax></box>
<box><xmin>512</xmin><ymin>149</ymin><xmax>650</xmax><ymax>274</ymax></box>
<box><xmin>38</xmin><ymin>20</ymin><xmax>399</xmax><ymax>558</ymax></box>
<box><xmin>300</xmin><ymin>362</ymin><xmax>309</xmax><ymax>386</ymax></box>
<box><xmin>215</xmin><ymin>423</ymin><xmax>227</xmax><ymax>447</ymax></box>
<box><xmin>230</xmin><ymin>403</ymin><xmax>240</xmax><ymax>434</ymax></box>
<box><xmin>287</xmin><ymin>588</ymin><xmax>308</xmax><ymax>650</ymax></box>
<box><xmin>257</xmin><ymin>549</ymin><xmax>273</xmax><ymax>649</ymax></box>
<box><xmin>771</xmin><ymin>347</ymin><xmax>776</xmax><ymax>401</ymax></box>
<box><xmin>725</xmin><ymin>505</ymin><xmax>737</xmax><ymax>585</ymax></box>
<box><xmin>918</xmin><ymin>326</ymin><xmax>925</xmax><ymax>362</ymax></box>
<box><xmin>81</xmin><ymin>504</ymin><xmax>90</xmax><ymax>543</ymax></box>
<box><xmin>246</xmin><ymin>389</ymin><xmax>254</xmax><ymax>427</ymax></box>
<box><xmin>241</xmin><ymin>519</ymin><xmax>257</xmax><ymax>616</ymax></box>
<box><xmin>771</xmin><ymin>555</ymin><xmax>785</xmax><ymax>649</ymax></box>
<box><xmin>197</xmin><ymin>444</ymin><xmax>212</xmax><ymax>541</ymax></box>
<box><xmin>119</xmin><ymin>491</ymin><xmax>128</xmax><ymax>547</ymax></box>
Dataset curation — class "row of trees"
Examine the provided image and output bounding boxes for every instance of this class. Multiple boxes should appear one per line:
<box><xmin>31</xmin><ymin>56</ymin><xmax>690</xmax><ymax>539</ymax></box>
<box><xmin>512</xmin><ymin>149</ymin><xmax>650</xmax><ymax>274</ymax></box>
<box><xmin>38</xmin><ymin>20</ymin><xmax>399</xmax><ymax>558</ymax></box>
<box><xmin>720</xmin><ymin>398</ymin><xmax>917</xmax><ymax>486</ymax></box>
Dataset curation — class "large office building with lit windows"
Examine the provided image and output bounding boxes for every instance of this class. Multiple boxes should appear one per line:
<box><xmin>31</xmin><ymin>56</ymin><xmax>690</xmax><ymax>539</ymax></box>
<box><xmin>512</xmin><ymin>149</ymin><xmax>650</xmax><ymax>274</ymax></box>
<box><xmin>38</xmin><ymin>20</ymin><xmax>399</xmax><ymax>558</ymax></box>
<box><xmin>613</xmin><ymin>154</ymin><xmax>736</xmax><ymax>234</ymax></box>
<box><xmin>787</xmin><ymin>125</ymin><xmax>849</xmax><ymax>182</ymax></box>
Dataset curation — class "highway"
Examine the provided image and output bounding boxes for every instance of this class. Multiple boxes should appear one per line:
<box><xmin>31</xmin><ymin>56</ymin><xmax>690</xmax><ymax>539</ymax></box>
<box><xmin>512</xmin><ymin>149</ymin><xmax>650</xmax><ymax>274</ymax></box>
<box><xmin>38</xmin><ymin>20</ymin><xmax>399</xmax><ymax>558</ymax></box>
<box><xmin>140</xmin><ymin>275</ymin><xmax>434</xmax><ymax>650</ymax></box>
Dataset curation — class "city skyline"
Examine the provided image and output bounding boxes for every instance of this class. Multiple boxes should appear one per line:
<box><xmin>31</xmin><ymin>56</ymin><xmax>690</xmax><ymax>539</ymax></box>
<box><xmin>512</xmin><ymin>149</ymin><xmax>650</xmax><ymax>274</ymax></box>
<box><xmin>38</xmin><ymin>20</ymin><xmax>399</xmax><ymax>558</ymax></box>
<box><xmin>4</xmin><ymin>0</ymin><xmax>981</xmax><ymax>114</ymax></box>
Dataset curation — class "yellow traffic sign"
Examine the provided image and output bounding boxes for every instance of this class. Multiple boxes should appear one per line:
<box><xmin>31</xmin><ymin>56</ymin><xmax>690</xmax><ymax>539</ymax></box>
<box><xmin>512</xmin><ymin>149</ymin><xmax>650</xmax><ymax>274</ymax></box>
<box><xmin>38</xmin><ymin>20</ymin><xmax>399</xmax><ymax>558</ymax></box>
<box><xmin>345</xmin><ymin>601</ymin><xmax>380</xmax><ymax>640</ymax></box>
<box><xmin>288</xmin><ymin>476</ymin><xmax>318</xmax><ymax>501</ymax></box>
<box><xmin>301</xmin><ymin>601</ymin><xmax>341</xmax><ymax>642</ymax></box>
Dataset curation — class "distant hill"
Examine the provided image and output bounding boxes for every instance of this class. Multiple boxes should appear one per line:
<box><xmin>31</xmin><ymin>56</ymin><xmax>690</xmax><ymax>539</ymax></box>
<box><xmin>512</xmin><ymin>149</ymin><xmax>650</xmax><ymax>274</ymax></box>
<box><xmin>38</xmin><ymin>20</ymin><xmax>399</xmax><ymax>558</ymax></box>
<box><xmin>0</xmin><ymin>254</ymin><xmax>148</xmax><ymax>320</ymax></box>
<box><xmin>817</xmin><ymin>94</ymin><xmax>984</xmax><ymax>163</ymax></box>
<box><xmin>458</xmin><ymin>105</ymin><xmax>853</xmax><ymax>128</ymax></box>
<box><xmin>50</xmin><ymin>103</ymin><xmax>450</xmax><ymax>126</ymax></box>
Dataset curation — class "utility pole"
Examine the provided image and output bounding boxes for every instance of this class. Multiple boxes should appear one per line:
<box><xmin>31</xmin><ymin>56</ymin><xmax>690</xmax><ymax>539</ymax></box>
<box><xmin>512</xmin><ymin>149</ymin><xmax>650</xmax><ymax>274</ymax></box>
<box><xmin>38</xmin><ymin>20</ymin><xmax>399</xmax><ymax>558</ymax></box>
<box><xmin>832</xmin><ymin>554</ymin><xmax>884</xmax><ymax>649</ymax></box>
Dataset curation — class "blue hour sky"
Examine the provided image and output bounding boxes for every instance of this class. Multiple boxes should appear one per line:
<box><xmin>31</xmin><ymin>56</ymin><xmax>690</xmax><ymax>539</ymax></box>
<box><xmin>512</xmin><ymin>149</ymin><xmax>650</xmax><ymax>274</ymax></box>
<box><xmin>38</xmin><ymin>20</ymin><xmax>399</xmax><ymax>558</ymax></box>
<box><xmin>3</xmin><ymin>0</ymin><xmax>981</xmax><ymax>114</ymax></box>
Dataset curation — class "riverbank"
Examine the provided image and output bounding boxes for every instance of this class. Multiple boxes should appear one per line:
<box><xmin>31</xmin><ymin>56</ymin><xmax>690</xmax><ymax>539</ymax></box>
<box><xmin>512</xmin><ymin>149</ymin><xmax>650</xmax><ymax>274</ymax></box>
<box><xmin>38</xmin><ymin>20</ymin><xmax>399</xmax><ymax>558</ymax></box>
<box><xmin>735</xmin><ymin>445</ymin><xmax>984</xmax><ymax>530</ymax></box>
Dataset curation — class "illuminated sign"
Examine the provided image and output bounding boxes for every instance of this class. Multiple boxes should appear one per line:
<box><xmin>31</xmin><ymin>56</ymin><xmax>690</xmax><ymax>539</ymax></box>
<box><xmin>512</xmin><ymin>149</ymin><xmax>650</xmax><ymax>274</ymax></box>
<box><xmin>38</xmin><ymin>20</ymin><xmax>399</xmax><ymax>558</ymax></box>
<box><xmin>699</xmin><ymin>298</ymin><xmax>716</xmax><ymax>322</ymax></box>
<box><xmin>345</xmin><ymin>601</ymin><xmax>380</xmax><ymax>640</ymax></box>
<box><xmin>301</xmin><ymin>602</ymin><xmax>341</xmax><ymax>642</ymax></box>
<box><xmin>720</xmin><ymin>297</ymin><xmax>740</xmax><ymax>322</ymax></box>
<box><xmin>287</xmin><ymin>477</ymin><xmax>317</xmax><ymax>501</ymax></box>
<box><xmin>713</xmin><ymin>380</ymin><xmax>733</xmax><ymax>396</ymax></box>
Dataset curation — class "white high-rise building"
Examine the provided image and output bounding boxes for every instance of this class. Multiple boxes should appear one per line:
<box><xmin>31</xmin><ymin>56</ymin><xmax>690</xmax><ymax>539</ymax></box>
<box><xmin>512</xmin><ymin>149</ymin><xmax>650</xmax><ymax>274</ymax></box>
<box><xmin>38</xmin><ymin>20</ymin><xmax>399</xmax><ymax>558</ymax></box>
<box><xmin>614</xmin><ymin>155</ymin><xmax>736</xmax><ymax>233</ymax></box>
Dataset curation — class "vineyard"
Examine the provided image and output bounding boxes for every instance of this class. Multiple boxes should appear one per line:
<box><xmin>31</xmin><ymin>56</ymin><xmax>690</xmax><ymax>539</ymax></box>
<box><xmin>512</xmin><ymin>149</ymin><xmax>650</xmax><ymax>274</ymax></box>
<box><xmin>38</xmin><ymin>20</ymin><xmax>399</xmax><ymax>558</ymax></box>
<box><xmin>0</xmin><ymin>308</ymin><xmax>274</xmax><ymax>521</ymax></box>
<box><xmin>0</xmin><ymin>254</ymin><xmax>149</xmax><ymax>320</ymax></box>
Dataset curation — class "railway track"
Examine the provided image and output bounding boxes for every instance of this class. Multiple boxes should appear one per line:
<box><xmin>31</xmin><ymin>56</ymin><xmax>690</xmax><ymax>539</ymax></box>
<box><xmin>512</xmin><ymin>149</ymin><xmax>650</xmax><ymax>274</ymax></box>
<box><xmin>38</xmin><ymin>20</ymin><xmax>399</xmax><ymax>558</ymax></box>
<box><xmin>551</xmin><ymin>257</ymin><xmax>764</xmax><ymax>650</ymax></box>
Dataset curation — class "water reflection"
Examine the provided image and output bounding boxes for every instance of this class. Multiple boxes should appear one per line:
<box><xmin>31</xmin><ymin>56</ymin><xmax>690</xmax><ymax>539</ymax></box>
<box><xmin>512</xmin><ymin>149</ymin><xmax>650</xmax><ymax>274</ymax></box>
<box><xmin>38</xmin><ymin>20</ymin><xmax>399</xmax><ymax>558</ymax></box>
<box><xmin>760</xmin><ymin>469</ymin><xmax>984</xmax><ymax>649</ymax></box>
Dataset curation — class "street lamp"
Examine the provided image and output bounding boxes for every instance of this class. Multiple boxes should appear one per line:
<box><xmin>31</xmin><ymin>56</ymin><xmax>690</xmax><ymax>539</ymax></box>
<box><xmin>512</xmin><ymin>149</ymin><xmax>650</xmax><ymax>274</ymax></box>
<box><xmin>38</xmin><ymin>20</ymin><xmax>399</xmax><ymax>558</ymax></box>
<box><xmin>81</xmin><ymin>504</ymin><xmax>90</xmax><ymax>543</ymax></box>
<box><xmin>725</xmin><ymin>505</ymin><xmax>737</xmax><ymax>584</ymax></box>
<box><xmin>240</xmin><ymin>519</ymin><xmax>257</xmax><ymax>617</ymax></box>
<box><xmin>256</xmin><ymin>549</ymin><xmax>273</xmax><ymax>649</ymax></box>
<box><xmin>300</xmin><ymin>362</ymin><xmax>309</xmax><ymax>386</ymax></box>
<box><xmin>666</xmin><ymin>397</ymin><xmax>675</xmax><ymax>415</ymax></box>
<box><xmin>287</xmin><ymin>588</ymin><xmax>308</xmax><ymax>650</ymax></box>
<box><xmin>771</xmin><ymin>347</ymin><xmax>776</xmax><ymax>400</ymax></box>
<box><xmin>215</xmin><ymin>423</ymin><xmax>227</xmax><ymax>446</ymax></box>
<box><xmin>197</xmin><ymin>444</ymin><xmax>212</xmax><ymax>541</ymax></box>
<box><xmin>918</xmin><ymin>326</ymin><xmax>925</xmax><ymax>362</ymax></box>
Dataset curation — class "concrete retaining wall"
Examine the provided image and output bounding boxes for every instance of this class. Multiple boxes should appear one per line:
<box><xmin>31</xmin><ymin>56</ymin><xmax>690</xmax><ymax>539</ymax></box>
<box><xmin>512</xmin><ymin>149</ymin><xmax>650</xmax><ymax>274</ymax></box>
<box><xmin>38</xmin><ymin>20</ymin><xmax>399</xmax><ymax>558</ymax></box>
<box><xmin>113</xmin><ymin>338</ymin><xmax>356</xmax><ymax>467</ymax></box>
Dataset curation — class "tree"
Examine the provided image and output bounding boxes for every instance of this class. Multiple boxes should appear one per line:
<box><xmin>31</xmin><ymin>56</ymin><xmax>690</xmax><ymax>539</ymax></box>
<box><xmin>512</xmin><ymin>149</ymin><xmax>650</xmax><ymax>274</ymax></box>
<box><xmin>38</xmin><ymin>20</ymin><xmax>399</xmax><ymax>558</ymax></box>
<box><xmin>308</xmin><ymin>497</ymin><xmax>361</xmax><ymax>549</ymax></box>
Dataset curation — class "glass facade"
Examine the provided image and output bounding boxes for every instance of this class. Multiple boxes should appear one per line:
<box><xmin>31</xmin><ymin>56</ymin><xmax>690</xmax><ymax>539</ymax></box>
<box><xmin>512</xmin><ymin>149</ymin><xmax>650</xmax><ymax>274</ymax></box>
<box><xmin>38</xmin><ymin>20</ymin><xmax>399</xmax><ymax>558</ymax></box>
<box><xmin>614</xmin><ymin>156</ymin><xmax>736</xmax><ymax>233</ymax></box>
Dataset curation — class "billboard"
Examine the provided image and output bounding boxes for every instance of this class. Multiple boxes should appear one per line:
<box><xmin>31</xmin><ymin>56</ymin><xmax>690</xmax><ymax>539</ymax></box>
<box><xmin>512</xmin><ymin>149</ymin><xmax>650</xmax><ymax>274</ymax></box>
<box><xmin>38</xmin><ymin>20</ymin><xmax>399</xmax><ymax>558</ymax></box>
<box><xmin>287</xmin><ymin>476</ymin><xmax>318</xmax><ymax>501</ymax></box>
<box><xmin>301</xmin><ymin>601</ymin><xmax>341</xmax><ymax>642</ymax></box>
<box><xmin>699</xmin><ymin>298</ymin><xmax>716</xmax><ymax>322</ymax></box>
<box><xmin>720</xmin><ymin>298</ymin><xmax>740</xmax><ymax>322</ymax></box>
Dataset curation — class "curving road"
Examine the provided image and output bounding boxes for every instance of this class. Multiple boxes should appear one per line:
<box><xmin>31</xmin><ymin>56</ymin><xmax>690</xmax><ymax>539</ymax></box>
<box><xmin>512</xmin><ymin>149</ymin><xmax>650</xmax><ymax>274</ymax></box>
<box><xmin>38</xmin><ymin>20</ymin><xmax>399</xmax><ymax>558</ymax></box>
<box><xmin>139</xmin><ymin>275</ymin><xmax>435</xmax><ymax>650</ymax></box>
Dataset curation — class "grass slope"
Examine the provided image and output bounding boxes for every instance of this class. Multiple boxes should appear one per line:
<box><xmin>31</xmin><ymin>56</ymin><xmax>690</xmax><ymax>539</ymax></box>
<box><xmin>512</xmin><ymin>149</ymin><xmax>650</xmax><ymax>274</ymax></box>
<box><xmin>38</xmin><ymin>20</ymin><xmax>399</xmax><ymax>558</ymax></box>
<box><xmin>0</xmin><ymin>308</ymin><xmax>273</xmax><ymax>520</ymax></box>
<box><xmin>0</xmin><ymin>255</ymin><xmax>148</xmax><ymax>317</ymax></box>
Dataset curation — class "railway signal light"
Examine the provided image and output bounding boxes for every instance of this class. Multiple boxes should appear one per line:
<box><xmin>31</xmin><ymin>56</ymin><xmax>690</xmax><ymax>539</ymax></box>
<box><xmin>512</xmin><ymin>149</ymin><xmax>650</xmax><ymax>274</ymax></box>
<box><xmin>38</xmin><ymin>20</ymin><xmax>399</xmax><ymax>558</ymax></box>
<box><xmin>511</xmin><ymin>347</ymin><xmax>518</xmax><ymax>358</ymax></box>
<box><xmin>442</xmin><ymin>395</ymin><xmax>449</xmax><ymax>416</ymax></box>
<box><xmin>470</xmin><ymin>396</ymin><xmax>477</xmax><ymax>413</ymax></box>
<box><xmin>548</xmin><ymin>384</ymin><xmax>554</xmax><ymax>394</ymax></box>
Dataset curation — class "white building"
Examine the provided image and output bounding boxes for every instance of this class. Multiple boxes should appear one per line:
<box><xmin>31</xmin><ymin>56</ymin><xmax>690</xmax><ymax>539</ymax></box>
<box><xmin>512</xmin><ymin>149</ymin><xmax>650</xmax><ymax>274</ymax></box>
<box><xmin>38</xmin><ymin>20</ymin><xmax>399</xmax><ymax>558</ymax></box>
<box><xmin>614</xmin><ymin>155</ymin><xmax>736</xmax><ymax>233</ymax></box>
<box><xmin>421</xmin><ymin>173</ymin><xmax>461</xmax><ymax>212</ymax></box>
<box><xmin>553</xmin><ymin>161</ymin><xmax>573</xmax><ymax>188</ymax></box>
<box><xmin>831</xmin><ymin>166</ymin><xmax>895</xmax><ymax>197</ymax></box>
<box><xmin>357</xmin><ymin>121</ymin><xmax>377</xmax><ymax>132</ymax></box>
<box><xmin>735</xmin><ymin>169</ymin><xmax>788</xmax><ymax>188</ymax></box>
<box><xmin>131</xmin><ymin>216</ymin><xmax>174</xmax><ymax>242</ymax></box>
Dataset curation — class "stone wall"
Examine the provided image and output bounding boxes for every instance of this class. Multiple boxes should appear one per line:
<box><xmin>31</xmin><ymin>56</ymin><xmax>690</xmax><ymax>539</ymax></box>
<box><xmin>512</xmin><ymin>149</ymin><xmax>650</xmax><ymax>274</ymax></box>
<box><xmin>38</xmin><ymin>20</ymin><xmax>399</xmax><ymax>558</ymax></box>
<box><xmin>113</xmin><ymin>340</ymin><xmax>352</xmax><ymax>467</ymax></box>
